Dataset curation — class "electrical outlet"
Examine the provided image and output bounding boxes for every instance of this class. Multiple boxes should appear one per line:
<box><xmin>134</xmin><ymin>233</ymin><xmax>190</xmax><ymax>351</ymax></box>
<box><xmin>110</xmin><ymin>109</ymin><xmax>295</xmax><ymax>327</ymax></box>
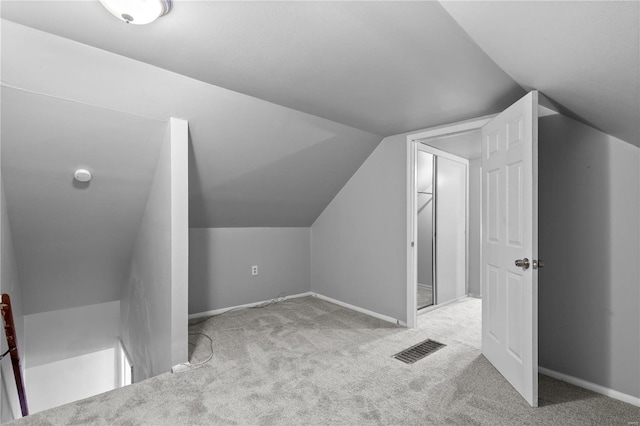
<box><xmin>251</xmin><ymin>265</ymin><xmax>258</xmax><ymax>276</ymax></box>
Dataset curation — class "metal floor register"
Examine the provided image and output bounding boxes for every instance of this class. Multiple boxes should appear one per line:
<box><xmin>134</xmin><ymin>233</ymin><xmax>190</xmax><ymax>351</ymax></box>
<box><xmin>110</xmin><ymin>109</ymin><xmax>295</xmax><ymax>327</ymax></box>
<box><xmin>392</xmin><ymin>339</ymin><xmax>446</xmax><ymax>364</ymax></box>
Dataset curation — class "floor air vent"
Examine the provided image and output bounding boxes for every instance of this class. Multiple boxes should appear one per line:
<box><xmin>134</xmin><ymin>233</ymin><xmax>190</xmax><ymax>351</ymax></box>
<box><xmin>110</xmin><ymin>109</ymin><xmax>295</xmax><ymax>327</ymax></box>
<box><xmin>393</xmin><ymin>339</ymin><xmax>445</xmax><ymax>364</ymax></box>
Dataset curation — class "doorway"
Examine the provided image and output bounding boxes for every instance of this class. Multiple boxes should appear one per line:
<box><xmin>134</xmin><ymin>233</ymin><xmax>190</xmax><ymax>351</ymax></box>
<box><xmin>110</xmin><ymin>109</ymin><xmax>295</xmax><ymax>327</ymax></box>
<box><xmin>406</xmin><ymin>116</ymin><xmax>491</xmax><ymax>329</ymax></box>
<box><xmin>415</xmin><ymin>147</ymin><xmax>469</xmax><ymax>312</ymax></box>
<box><xmin>408</xmin><ymin>91</ymin><xmax>544</xmax><ymax>408</ymax></box>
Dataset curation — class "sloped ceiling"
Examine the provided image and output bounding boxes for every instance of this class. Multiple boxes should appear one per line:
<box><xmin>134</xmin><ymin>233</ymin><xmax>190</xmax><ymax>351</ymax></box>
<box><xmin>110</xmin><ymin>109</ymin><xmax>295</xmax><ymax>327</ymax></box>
<box><xmin>2</xmin><ymin>1</ymin><xmax>635</xmax><ymax>314</ymax></box>
<box><xmin>1</xmin><ymin>0</ymin><xmax>524</xmax><ymax>137</ymax></box>
<box><xmin>2</xmin><ymin>20</ymin><xmax>383</xmax><ymax>232</ymax></box>
<box><xmin>1</xmin><ymin>86</ymin><xmax>167</xmax><ymax>314</ymax></box>
<box><xmin>2</xmin><ymin>20</ymin><xmax>383</xmax><ymax>313</ymax></box>
<box><xmin>0</xmin><ymin>0</ymin><xmax>530</xmax><ymax>231</ymax></box>
<box><xmin>441</xmin><ymin>1</ymin><xmax>640</xmax><ymax>147</ymax></box>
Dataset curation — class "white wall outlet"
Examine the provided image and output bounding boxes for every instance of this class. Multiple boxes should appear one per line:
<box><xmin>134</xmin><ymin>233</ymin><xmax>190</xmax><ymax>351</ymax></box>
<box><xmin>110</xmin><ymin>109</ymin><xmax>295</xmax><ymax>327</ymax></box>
<box><xmin>251</xmin><ymin>265</ymin><xmax>258</xmax><ymax>276</ymax></box>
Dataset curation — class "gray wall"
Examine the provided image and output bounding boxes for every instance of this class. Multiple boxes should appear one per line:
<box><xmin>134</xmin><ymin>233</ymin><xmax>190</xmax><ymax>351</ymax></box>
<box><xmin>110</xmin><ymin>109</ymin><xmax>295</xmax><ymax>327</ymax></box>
<box><xmin>24</xmin><ymin>301</ymin><xmax>119</xmax><ymax>369</ymax></box>
<box><xmin>0</xmin><ymin>180</ymin><xmax>24</xmax><ymax>422</ymax></box>
<box><xmin>538</xmin><ymin>114</ymin><xmax>640</xmax><ymax>398</ymax></box>
<box><xmin>120</xmin><ymin>120</ymin><xmax>189</xmax><ymax>382</ymax></box>
<box><xmin>311</xmin><ymin>134</ymin><xmax>408</xmax><ymax>323</ymax></box>
<box><xmin>189</xmin><ymin>228</ymin><xmax>310</xmax><ymax>314</ymax></box>
<box><xmin>468</xmin><ymin>158</ymin><xmax>482</xmax><ymax>297</ymax></box>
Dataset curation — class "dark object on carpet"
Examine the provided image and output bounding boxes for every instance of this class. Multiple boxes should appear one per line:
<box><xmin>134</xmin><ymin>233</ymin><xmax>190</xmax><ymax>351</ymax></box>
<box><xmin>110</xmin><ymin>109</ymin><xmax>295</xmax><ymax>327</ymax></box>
<box><xmin>393</xmin><ymin>338</ymin><xmax>445</xmax><ymax>364</ymax></box>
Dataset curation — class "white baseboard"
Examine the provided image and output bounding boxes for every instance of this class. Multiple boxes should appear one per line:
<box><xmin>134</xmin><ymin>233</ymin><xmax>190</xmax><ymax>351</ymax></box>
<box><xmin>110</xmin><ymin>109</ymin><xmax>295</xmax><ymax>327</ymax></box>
<box><xmin>467</xmin><ymin>293</ymin><xmax>482</xmax><ymax>299</ymax></box>
<box><xmin>188</xmin><ymin>292</ymin><xmax>313</xmax><ymax>320</ymax></box>
<box><xmin>538</xmin><ymin>366</ymin><xmax>640</xmax><ymax>407</ymax></box>
<box><xmin>311</xmin><ymin>292</ymin><xmax>406</xmax><ymax>327</ymax></box>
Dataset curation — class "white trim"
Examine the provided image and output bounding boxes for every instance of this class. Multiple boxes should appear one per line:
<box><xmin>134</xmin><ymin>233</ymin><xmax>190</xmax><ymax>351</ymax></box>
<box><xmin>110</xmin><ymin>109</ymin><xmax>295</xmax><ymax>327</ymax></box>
<box><xmin>407</xmin><ymin>117</ymin><xmax>489</xmax><ymax>329</ymax></box>
<box><xmin>465</xmin><ymin>155</ymin><xmax>470</xmax><ymax>300</ymax></box>
<box><xmin>538</xmin><ymin>367</ymin><xmax>640</xmax><ymax>407</ymax></box>
<box><xmin>406</xmin><ymin>139</ymin><xmax>418</xmax><ymax>328</ymax></box>
<box><xmin>408</xmin><ymin>119</ymin><xmax>480</xmax><ymax>329</ymax></box>
<box><xmin>312</xmin><ymin>293</ymin><xmax>406</xmax><ymax>327</ymax></box>
<box><xmin>117</xmin><ymin>339</ymin><xmax>134</xmax><ymax>386</ymax></box>
<box><xmin>417</xmin><ymin>294</ymin><xmax>469</xmax><ymax>315</ymax></box>
<box><xmin>417</xmin><ymin>144</ymin><xmax>471</xmax><ymax>164</ymax></box>
<box><xmin>188</xmin><ymin>292</ymin><xmax>313</xmax><ymax>320</ymax></box>
<box><xmin>467</xmin><ymin>293</ymin><xmax>482</xmax><ymax>299</ymax></box>
<box><xmin>408</xmin><ymin>115</ymin><xmax>495</xmax><ymax>143</ymax></box>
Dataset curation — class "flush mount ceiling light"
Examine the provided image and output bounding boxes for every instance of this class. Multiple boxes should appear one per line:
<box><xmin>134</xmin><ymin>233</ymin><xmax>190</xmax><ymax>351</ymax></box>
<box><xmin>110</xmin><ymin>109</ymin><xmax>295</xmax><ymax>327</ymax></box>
<box><xmin>74</xmin><ymin>169</ymin><xmax>92</xmax><ymax>183</ymax></box>
<box><xmin>99</xmin><ymin>0</ymin><xmax>171</xmax><ymax>25</ymax></box>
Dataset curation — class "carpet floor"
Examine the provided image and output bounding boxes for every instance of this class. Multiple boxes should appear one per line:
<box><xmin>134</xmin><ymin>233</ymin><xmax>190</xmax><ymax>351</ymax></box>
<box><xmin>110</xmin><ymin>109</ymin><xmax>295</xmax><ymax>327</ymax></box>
<box><xmin>10</xmin><ymin>296</ymin><xmax>639</xmax><ymax>425</ymax></box>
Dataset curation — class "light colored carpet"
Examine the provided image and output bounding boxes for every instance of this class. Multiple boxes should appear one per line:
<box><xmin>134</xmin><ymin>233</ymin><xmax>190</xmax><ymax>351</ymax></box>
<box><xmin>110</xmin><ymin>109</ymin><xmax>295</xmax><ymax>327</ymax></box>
<box><xmin>10</xmin><ymin>296</ymin><xmax>639</xmax><ymax>425</ymax></box>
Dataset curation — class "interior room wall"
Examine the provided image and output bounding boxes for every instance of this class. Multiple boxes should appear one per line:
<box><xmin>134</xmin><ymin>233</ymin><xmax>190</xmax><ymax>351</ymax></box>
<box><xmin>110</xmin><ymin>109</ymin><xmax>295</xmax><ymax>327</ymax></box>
<box><xmin>120</xmin><ymin>126</ymin><xmax>171</xmax><ymax>382</ymax></box>
<box><xmin>416</xmin><ymin>151</ymin><xmax>433</xmax><ymax>291</ymax></box>
<box><xmin>435</xmin><ymin>156</ymin><xmax>467</xmax><ymax>304</ymax></box>
<box><xmin>189</xmin><ymin>228</ymin><xmax>310</xmax><ymax>314</ymax></box>
<box><xmin>538</xmin><ymin>114</ymin><xmax>640</xmax><ymax>400</ymax></box>
<box><xmin>468</xmin><ymin>158</ymin><xmax>482</xmax><ymax>297</ymax></box>
<box><xmin>26</xmin><ymin>348</ymin><xmax>116</xmax><ymax>415</ymax></box>
<box><xmin>120</xmin><ymin>118</ymin><xmax>189</xmax><ymax>382</ymax></box>
<box><xmin>169</xmin><ymin>119</ymin><xmax>189</xmax><ymax>369</ymax></box>
<box><xmin>311</xmin><ymin>133</ymin><xmax>408</xmax><ymax>323</ymax></box>
<box><xmin>23</xmin><ymin>301</ymin><xmax>120</xmax><ymax>414</ymax></box>
<box><xmin>0</xmin><ymin>180</ymin><xmax>24</xmax><ymax>422</ymax></box>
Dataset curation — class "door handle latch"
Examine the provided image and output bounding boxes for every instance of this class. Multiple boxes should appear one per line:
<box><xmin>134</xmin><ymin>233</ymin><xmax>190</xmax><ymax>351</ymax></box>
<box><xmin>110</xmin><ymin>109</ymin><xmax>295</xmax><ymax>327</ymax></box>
<box><xmin>515</xmin><ymin>258</ymin><xmax>530</xmax><ymax>270</ymax></box>
<box><xmin>533</xmin><ymin>259</ymin><xmax>544</xmax><ymax>269</ymax></box>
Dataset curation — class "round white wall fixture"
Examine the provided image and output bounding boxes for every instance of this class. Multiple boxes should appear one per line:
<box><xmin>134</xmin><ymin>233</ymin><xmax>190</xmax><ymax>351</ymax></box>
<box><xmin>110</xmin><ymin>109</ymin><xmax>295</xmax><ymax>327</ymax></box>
<box><xmin>99</xmin><ymin>0</ymin><xmax>172</xmax><ymax>25</ymax></box>
<box><xmin>74</xmin><ymin>169</ymin><xmax>92</xmax><ymax>183</ymax></box>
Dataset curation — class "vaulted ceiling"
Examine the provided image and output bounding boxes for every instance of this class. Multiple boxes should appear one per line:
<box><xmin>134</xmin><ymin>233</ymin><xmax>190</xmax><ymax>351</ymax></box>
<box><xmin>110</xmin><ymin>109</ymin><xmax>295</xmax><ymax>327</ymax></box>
<box><xmin>442</xmin><ymin>0</ymin><xmax>639</xmax><ymax>147</ymax></box>
<box><xmin>1</xmin><ymin>19</ymin><xmax>382</xmax><ymax>313</ymax></box>
<box><xmin>2</xmin><ymin>85</ymin><xmax>166</xmax><ymax>314</ymax></box>
<box><xmin>1</xmin><ymin>1</ymin><xmax>637</xmax><ymax>314</ymax></box>
<box><xmin>1</xmin><ymin>1</ymin><xmax>524</xmax><ymax>136</ymax></box>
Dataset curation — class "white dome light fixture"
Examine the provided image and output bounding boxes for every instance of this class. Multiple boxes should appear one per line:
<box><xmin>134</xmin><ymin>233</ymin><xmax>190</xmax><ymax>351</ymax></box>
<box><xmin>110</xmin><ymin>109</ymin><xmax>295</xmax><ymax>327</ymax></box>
<box><xmin>74</xmin><ymin>169</ymin><xmax>92</xmax><ymax>183</ymax></box>
<box><xmin>99</xmin><ymin>0</ymin><xmax>172</xmax><ymax>25</ymax></box>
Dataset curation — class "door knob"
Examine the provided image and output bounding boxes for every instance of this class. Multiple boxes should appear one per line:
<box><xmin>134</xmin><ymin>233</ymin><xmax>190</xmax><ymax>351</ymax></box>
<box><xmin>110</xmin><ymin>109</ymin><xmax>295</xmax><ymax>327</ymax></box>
<box><xmin>515</xmin><ymin>258</ymin><xmax>530</xmax><ymax>270</ymax></box>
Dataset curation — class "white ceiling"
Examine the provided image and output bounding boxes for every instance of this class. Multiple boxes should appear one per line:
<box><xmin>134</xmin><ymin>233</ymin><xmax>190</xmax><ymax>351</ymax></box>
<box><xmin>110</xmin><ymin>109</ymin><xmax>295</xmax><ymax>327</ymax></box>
<box><xmin>1</xmin><ymin>86</ymin><xmax>166</xmax><ymax>315</ymax></box>
<box><xmin>1</xmin><ymin>0</ymin><xmax>524</xmax><ymax>137</ymax></box>
<box><xmin>442</xmin><ymin>1</ymin><xmax>640</xmax><ymax>147</ymax></box>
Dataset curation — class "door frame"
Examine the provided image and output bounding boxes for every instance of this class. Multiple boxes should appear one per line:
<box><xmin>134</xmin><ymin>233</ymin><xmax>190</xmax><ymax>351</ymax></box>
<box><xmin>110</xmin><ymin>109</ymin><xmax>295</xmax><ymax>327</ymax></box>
<box><xmin>406</xmin><ymin>116</ymin><xmax>494</xmax><ymax>328</ymax></box>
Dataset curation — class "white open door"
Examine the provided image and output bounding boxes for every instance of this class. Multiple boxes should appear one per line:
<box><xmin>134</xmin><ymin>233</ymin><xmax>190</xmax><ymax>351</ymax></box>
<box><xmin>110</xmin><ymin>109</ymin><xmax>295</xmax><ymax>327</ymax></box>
<box><xmin>481</xmin><ymin>91</ymin><xmax>539</xmax><ymax>407</ymax></box>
